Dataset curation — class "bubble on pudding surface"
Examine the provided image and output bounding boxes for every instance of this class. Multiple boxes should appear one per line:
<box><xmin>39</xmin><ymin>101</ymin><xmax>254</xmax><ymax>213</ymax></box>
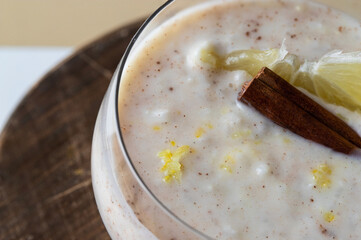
<box><xmin>254</xmin><ymin>162</ymin><xmax>270</xmax><ymax>177</ymax></box>
<box><xmin>146</xmin><ymin>109</ymin><xmax>170</xmax><ymax>122</ymax></box>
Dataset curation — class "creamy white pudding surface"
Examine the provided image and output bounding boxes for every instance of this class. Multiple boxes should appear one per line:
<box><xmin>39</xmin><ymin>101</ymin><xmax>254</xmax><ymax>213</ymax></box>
<box><xmin>118</xmin><ymin>0</ymin><xmax>361</xmax><ymax>239</ymax></box>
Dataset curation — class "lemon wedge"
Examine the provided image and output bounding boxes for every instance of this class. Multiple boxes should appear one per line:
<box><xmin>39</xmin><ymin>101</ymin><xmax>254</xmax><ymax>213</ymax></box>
<box><xmin>200</xmin><ymin>45</ymin><xmax>287</xmax><ymax>76</ymax></box>
<box><xmin>291</xmin><ymin>51</ymin><xmax>361</xmax><ymax>111</ymax></box>
<box><xmin>271</xmin><ymin>53</ymin><xmax>301</xmax><ymax>82</ymax></box>
<box><xmin>200</xmin><ymin>46</ymin><xmax>361</xmax><ymax>111</ymax></box>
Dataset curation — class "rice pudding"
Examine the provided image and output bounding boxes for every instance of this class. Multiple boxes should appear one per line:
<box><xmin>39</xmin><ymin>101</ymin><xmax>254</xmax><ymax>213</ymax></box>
<box><xmin>102</xmin><ymin>0</ymin><xmax>361</xmax><ymax>239</ymax></box>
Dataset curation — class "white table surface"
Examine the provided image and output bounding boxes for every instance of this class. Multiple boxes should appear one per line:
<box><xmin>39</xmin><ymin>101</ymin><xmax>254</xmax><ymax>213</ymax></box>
<box><xmin>0</xmin><ymin>47</ymin><xmax>74</xmax><ymax>133</ymax></box>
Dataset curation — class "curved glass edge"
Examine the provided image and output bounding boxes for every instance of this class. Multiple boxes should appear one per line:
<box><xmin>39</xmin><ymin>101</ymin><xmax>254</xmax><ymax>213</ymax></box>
<box><xmin>114</xmin><ymin>1</ymin><xmax>213</xmax><ymax>239</ymax></box>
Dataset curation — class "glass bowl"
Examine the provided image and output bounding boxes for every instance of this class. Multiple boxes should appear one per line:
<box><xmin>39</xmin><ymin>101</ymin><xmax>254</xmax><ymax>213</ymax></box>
<box><xmin>91</xmin><ymin>0</ymin><xmax>361</xmax><ymax>239</ymax></box>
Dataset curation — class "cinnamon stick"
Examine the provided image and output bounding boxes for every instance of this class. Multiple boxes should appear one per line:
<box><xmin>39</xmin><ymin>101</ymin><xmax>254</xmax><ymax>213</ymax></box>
<box><xmin>238</xmin><ymin>67</ymin><xmax>360</xmax><ymax>154</ymax></box>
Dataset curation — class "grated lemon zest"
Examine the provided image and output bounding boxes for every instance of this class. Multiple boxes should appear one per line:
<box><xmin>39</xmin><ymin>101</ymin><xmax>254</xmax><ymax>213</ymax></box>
<box><xmin>195</xmin><ymin>123</ymin><xmax>215</xmax><ymax>138</ymax></box>
<box><xmin>153</xmin><ymin>125</ymin><xmax>161</xmax><ymax>131</ymax></box>
<box><xmin>283</xmin><ymin>137</ymin><xmax>291</xmax><ymax>144</ymax></box>
<box><xmin>173</xmin><ymin>145</ymin><xmax>190</xmax><ymax>161</ymax></box>
<box><xmin>195</xmin><ymin>127</ymin><xmax>205</xmax><ymax>138</ymax></box>
<box><xmin>158</xmin><ymin>145</ymin><xmax>190</xmax><ymax>183</ymax></box>
<box><xmin>323</xmin><ymin>211</ymin><xmax>335</xmax><ymax>223</ymax></box>
<box><xmin>170</xmin><ymin>141</ymin><xmax>176</xmax><ymax>147</ymax></box>
<box><xmin>220</xmin><ymin>154</ymin><xmax>235</xmax><ymax>173</ymax></box>
<box><xmin>312</xmin><ymin>164</ymin><xmax>332</xmax><ymax>188</ymax></box>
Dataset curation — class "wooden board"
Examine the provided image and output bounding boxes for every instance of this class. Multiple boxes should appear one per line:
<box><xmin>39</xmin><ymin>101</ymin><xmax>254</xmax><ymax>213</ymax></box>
<box><xmin>0</xmin><ymin>20</ymin><xmax>143</xmax><ymax>240</ymax></box>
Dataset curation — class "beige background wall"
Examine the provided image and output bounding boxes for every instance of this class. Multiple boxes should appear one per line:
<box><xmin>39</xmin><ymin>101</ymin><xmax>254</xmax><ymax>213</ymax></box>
<box><xmin>1</xmin><ymin>0</ymin><xmax>360</xmax><ymax>47</ymax></box>
<box><xmin>0</xmin><ymin>0</ymin><xmax>166</xmax><ymax>47</ymax></box>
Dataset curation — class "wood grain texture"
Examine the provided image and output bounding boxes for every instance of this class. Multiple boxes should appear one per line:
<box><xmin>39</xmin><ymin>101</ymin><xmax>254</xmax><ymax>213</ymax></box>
<box><xmin>0</xmin><ymin>20</ymin><xmax>143</xmax><ymax>240</ymax></box>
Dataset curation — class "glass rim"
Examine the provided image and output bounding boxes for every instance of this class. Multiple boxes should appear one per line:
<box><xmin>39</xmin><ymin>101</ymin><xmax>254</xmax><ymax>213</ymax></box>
<box><xmin>114</xmin><ymin>1</ymin><xmax>212</xmax><ymax>239</ymax></box>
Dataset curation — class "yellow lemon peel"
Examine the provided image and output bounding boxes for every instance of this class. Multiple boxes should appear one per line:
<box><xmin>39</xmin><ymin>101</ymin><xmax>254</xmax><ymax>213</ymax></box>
<box><xmin>195</xmin><ymin>122</ymin><xmax>214</xmax><ymax>138</ymax></box>
<box><xmin>195</xmin><ymin>127</ymin><xmax>205</xmax><ymax>138</ymax></box>
<box><xmin>312</xmin><ymin>164</ymin><xmax>332</xmax><ymax>188</ymax></box>
<box><xmin>323</xmin><ymin>211</ymin><xmax>335</xmax><ymax>223</ymax></box>
<box><xmin>158</xmin><ymin>145</ymin><xmax>190</xmax><ymax>183</ymax></box>
<box><xmin>152</xmin><ymin>125</ymin><xmax>161</xmax><ymax>131</ymax></box>
<box><xmin>220</xmin><ymin>150</ymin><xmax>241</xmax><ymax>173</ymax></box>
<box><xmin>283</xmin><ymin>137</ymin><xmax>291</xmax><ymax>144</ymax></box>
